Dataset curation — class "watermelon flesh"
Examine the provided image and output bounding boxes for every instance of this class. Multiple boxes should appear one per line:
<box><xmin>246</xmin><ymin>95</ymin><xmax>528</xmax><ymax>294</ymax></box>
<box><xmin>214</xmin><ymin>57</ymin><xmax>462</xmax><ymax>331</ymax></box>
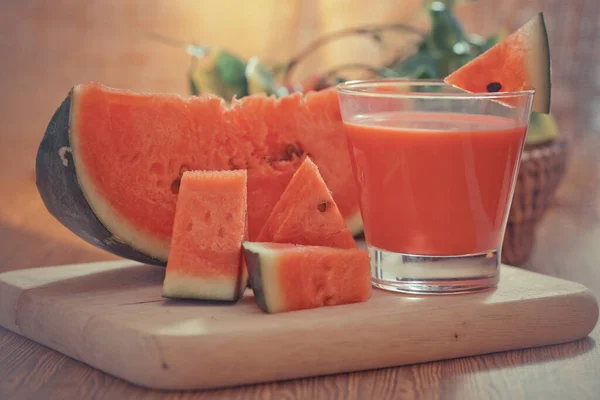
<box><xmin>163</xmin><ymin>170</ymin><xmax>247</xmax><ymax>301</ymax></box>
<box><xmin>65</xmin><ymin>83</ymin><xmax>362</xmax><ymax>262</ymax></box>
<box><xmin>257</xmin><ymin>156</ymin><xmax>357</xmax><ymax>249</ymax></box>
<box><xmin>243</xmin><ymin>242</ymin><xmax>371</xmax><ymax>313</ymax></box>
<box><xmin>444</xmin><ymin>12</ymin><xmax>551</xmax><ymax>114</ymax></box>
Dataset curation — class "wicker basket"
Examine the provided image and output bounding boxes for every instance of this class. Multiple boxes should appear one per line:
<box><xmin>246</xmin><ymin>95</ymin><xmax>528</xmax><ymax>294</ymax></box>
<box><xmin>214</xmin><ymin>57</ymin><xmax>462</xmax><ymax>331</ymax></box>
<box><xmin>501</xmin><ymin>140</ymin><xmax>569</xmax><ymax>266</ymax></box>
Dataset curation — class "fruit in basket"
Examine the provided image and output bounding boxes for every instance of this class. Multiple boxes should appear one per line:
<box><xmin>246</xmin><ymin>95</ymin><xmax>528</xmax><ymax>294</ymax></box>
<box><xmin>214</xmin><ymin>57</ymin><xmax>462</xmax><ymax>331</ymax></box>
<box><xmin>36</xmin><ymin>83</ymin><xmax>361</xmax><ymax>264</ymax></box>
<box><xmin>257</xmin><ymin>157</ymin><xmax>357</xmax><ymax>249</ymax></box>
<box><xmin>163</xmin><ymin>170</ymin><xmax>248</xmax><ymax>301</ymax></box>
<box><xmin>526</xmin><ymin>112</ymin><xmax>558</xmax><ymax>146</ymax></box>
<box><xmin>189</xmin><ymin>49</ymin><xmax>249</xmax><ymax>99</ymax></box>
<box><xmin>243</xmin><ymin>242</ymin><xmax>371</xmax><ymax>313</ymax></box>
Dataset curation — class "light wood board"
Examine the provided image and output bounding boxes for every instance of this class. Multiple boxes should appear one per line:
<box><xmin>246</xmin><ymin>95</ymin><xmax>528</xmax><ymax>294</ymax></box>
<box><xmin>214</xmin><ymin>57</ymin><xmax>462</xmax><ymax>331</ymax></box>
<box><xmin>0</xmin><ymin>261</ymin><xmax>597</xmax><ymax>391</ymax></box>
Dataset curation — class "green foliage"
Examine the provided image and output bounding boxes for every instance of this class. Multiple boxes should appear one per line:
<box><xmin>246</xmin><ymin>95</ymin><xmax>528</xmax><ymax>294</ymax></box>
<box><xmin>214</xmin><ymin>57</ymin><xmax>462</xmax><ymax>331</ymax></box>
<box><xmin>391</xmin><ymin>1</ymin><xmax>498</xmax><ymax>79</ymax></box>
<box><xmin>188</xmin><ymin>50</ymin><xmax>248</xmax><ymax>99</ymax></box>
<box><xmin>181</xmin><ymin>0</ymin><xmax>556</xmax><ymax>144</ymax></box>
<box><xmin>245</xmin><ymin>56</ymin><xmax>288</xmax><ymax>96</ymax></box>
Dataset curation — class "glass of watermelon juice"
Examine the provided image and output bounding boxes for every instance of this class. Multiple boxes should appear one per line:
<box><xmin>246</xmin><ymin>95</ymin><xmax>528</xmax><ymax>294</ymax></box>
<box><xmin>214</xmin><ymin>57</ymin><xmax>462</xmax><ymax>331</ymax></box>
<box><xmin>337</xmin><ymin>79</ymin><xmax>534</xmax><ymax>294</ymax></box>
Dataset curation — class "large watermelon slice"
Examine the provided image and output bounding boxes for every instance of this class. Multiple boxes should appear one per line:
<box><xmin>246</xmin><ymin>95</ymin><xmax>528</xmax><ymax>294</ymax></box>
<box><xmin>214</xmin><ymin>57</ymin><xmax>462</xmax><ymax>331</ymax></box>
<box><xmin>243</xmin><ymin>242</ymin><xmax>371</xmax><ymax>313</ymax></box>
<box><xmin>163</xmin><ymin>170</ymin><xmax>248</xmax><ymax>301</ymax></box>
<box><xmin>36</xmin><ymin>83</ymin><xmax>362</xmax><ymax>264</ymax></box>
<box><xmin>445</xmin><ymin>12</ymin><xmax>551</xmax><ymax>113</ymax></box>
<box><xmin>257</xmin><ymin>156</ymin><xmax>357</xmax><ymax>249</ymax></box>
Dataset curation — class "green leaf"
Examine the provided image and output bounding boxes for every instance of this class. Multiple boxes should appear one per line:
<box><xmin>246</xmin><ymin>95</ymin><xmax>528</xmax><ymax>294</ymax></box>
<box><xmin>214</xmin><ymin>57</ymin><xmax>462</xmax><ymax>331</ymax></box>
<box><xmin>423</xmin><ymin>0</ymin><xmax>476</xmax><ymax>9</ymax></box>
<box><xmin>188</xmin><ymin>49</ymin><xmax>248</xmax><ymax>100</ymax></box>
<box><xmin>245</xmin><ymin>56</ymin><xmax>284</xmax><ymax>96</ymax></box>
<box><xmin>189</xmin><ymin>73</ymin><xmax>200</xmax><ymax>96</ymax></box>
<box><xmin>214</xmin><ymin>51</ymin><xmax>248</xmax><ymax>97</ymax></box>
<box><xmin>429</xmin><ymin>2</ymin><xmax>468</xmax><ymax>56</ymax></box>
<box><xmin>391</xmin><ymin>51</ymin><xmax>439</xmax><ymax>79</ymax></box>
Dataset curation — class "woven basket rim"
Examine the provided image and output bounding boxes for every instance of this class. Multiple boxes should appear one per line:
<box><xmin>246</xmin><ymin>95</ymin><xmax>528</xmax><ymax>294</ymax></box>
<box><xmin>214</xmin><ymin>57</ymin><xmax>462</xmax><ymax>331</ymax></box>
<box><xmin>522</xmin><ymin>140</ymin><xmax>568</xmax><ymax>161</ymax></box>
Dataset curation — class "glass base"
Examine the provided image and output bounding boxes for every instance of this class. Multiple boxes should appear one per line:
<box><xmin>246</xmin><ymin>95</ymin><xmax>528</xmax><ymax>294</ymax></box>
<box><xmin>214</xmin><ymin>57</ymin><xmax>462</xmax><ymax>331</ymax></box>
<box><xmin>369</xmin><ymin>246</ymin><xmax>499</xmax><ymax>294</ymax></box>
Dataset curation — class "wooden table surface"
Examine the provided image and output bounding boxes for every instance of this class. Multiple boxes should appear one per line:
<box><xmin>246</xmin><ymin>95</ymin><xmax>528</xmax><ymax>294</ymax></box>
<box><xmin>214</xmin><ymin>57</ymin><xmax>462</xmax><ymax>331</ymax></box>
<box><xmin>1</xmin><ymin>0</ymin><xmax>599</xmax><ymax>398</ymax></box>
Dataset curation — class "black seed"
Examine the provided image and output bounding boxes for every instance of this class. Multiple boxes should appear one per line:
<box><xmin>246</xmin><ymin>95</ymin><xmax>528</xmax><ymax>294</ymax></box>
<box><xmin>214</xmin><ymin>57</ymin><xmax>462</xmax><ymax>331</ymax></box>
<box><xmin>286</xmin><ymin>144</ymin><xmax>303</xmax><ymax>159</ymax></box>
<box><xmin>317</xmin><ymin>201</ymin><xmax>329</xmax><ymax>212</ymax></box>
<box><xmin>487</xmin><ymin>82</ymin><xmax>502</xmax><ymax>92</ymax></box>
<box><xmin>171</xmin><ymin>177</ymin><xmax>181</xmax><ymax>194</ymax></box>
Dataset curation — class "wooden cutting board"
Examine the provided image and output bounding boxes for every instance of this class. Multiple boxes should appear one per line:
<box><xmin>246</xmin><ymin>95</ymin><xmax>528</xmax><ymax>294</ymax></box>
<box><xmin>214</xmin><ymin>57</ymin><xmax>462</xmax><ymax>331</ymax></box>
<box><xmin>0</xmin><ymin>261</ymin><xmax>597</xmax><ymax>390</ymax></box>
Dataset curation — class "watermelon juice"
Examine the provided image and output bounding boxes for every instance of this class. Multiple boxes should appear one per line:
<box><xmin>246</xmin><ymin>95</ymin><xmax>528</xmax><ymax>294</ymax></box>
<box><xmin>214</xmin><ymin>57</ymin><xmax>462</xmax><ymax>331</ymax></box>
<box><xmin>344</xmin><ymin>111</ymin><xmax>527</xmax><ymax>256</ymax></box>
<box><xmin>337</xmin><ymin>79</ymin><xmax>533</xmax><ymax>294</ymax></box>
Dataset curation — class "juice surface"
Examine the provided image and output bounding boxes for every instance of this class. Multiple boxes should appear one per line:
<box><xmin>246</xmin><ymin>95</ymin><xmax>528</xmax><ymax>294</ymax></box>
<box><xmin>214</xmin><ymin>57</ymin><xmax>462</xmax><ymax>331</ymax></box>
<box><xmin>344</xmin><ymin>112</ymin><xmax>527</xmax><ymax>255</ymax></box>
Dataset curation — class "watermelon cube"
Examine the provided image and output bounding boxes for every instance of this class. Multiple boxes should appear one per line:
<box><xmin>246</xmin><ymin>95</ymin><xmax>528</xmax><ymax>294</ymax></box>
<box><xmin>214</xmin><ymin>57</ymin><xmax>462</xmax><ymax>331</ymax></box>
<box><xmin>163</xmin><ymin>170</ymin><xmax>248</xmax><ymax>301</ymax></box>
<box><xmin>243</xmin><ymin>242</ymin><xmax>371</xmax><ymax>313</ymax></box>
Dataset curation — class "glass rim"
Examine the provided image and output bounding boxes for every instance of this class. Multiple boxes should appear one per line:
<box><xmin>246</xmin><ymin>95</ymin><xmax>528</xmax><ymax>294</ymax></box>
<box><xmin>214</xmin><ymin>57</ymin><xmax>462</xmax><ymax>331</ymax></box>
<box><xmin>336</xmin><ymin>78</ymin><xmax>535</xmax><ymax>100</ymax></box>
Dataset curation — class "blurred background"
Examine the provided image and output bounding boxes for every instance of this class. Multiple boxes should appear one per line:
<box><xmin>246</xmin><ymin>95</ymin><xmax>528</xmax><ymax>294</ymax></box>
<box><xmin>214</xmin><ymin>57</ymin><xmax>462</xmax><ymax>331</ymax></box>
<box><xmin>0</xmin><ymin>0</ymin><xmax>598</xmax><ymax>289</ymax></box>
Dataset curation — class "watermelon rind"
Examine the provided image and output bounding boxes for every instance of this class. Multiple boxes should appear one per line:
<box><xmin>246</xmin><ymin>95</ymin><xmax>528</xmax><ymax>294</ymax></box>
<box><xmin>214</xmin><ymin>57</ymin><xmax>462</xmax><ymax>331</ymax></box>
<box><xmin>525</xmin><ymin>12</ymin><xmax>552</xmax><ymax>114</ymax></box>
<box><xmin>163</xmin><ymin>272</ymin><xmax>243</xmax><ymax>302</ymax></box>
<box><xmin>36</xmin><ymin>92</ymin><xmax>165</xmax><ymax>265</ymax></box>
<box><xmin>243</xmin><ymin>241</ymin><xmax>281</xmax><ymax>313</ymax></box>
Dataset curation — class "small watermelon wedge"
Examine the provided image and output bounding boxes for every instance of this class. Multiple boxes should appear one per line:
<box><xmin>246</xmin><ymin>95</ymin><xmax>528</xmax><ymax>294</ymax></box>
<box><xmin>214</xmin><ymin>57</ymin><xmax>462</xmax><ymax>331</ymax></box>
<box><xmin>243</xmin><ymin>242</ymin><xmax>371</xmax><ymax>313</ymax></box>
<box><xmin>445</xmin><ymin>12</ymin><xmax>551</xmax><ymax>113</ymax></box>
<box><xmin>256</xmin><ymin>156</ymin><xmax>357</xmax><ymax>249</ymax></box>
<box><xmin>163</xmin><ymin>170</ymin><xmax>247</xmax><ymax>301</ymax></box>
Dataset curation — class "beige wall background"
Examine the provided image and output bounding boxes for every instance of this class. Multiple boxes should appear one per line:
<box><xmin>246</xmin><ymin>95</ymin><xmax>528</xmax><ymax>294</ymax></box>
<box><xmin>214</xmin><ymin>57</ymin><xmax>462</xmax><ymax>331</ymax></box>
<box><xmin>0</xmin><ymin>0</ymin><xmax>595</xmax><ymax>138</ymax></box>
<box><xmin>0</xmin><ymin>0</ymin><xmax>593</xmax><ymax>137</ymax></box>
<box><xmin>0</xmin><ymin>0</ymin><xmax>598</xmax><ymax>267</ymax></box>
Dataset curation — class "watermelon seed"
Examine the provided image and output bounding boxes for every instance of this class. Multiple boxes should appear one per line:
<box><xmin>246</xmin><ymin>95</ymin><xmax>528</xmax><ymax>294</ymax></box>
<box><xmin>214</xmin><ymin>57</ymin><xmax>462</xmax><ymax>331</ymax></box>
<box><xmin>486</xmin><ymin>82</ymin><xmax>502</xmax><ymax>92</ymax></box>
<box><xmin>130</xmin><ymin>153</ymin><xmax>141</xmax><ymax>163</ymax></box>
<box><xmin>286</xmin><ymin>144</ymin><xmax>303</xmax><ymax>160</ymax></box>
<box><xmin>317</xmin><ymin>201</ymin><xmax>330</xmax><ymax>212</ymax></box>
<box><xmin>171</xmin><ymin>178</ymin><xmax>181</xmax><ymax>194</ymax></box>
<box><xmin>228</xmin><ymin>159</ymin><xmax>248</xmax><ymax>169</ymax></box>
<box><xmin>171</xmin><ymin>165</ymin><xmax>191</xmax><ymax>194</ymax></box>
<box><xmin>204</xmin><ymin>211</ymin><xmax>212</xmax><ymax>223</ymax></box>
<box><xmin>185</xmin><ymin>221</ymin><xmax>193</xmax><ymax>231</ymax></box>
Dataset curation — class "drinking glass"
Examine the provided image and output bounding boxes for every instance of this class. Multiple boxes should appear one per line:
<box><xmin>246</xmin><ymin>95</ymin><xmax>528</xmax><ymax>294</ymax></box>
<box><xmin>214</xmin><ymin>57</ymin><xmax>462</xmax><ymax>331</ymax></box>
<box><xmin>337</xmin><ymin>79</ymin><xmax>534</xmax><ymax>294</ymax></box>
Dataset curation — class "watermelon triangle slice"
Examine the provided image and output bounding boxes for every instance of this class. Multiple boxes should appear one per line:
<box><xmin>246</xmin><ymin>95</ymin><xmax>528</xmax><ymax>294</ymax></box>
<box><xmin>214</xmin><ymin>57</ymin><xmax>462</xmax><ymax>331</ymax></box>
<box><xmin>445</xmin><ymin>12</ymin><xmax>551</xmax><ymax>114</ymax></box>
<box><xmin>257</xmin><ymin>157</ymin><xmax>357</xmax><ymax>249</ymax></box>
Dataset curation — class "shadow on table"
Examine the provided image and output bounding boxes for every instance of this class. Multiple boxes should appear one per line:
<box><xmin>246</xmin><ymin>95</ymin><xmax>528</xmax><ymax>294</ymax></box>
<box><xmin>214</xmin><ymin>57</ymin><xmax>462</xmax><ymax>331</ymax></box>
<box><xmin>0</xmin><ymin>221</ymin><xmax>116</xmax><ymax>272</ymax></box>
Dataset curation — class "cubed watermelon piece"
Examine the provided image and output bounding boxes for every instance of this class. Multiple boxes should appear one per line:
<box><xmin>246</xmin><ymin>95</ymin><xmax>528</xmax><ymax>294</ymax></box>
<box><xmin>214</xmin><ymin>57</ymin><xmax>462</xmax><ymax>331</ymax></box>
<box><xmin>243</xmin><ymin>242</ymin><xmax>371</xmax><ymax>313</ymax></box>
<box><xmin>163</xmin><ymin>170</ymin><xmax>247</xmax><ymax>301</ymax></box>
